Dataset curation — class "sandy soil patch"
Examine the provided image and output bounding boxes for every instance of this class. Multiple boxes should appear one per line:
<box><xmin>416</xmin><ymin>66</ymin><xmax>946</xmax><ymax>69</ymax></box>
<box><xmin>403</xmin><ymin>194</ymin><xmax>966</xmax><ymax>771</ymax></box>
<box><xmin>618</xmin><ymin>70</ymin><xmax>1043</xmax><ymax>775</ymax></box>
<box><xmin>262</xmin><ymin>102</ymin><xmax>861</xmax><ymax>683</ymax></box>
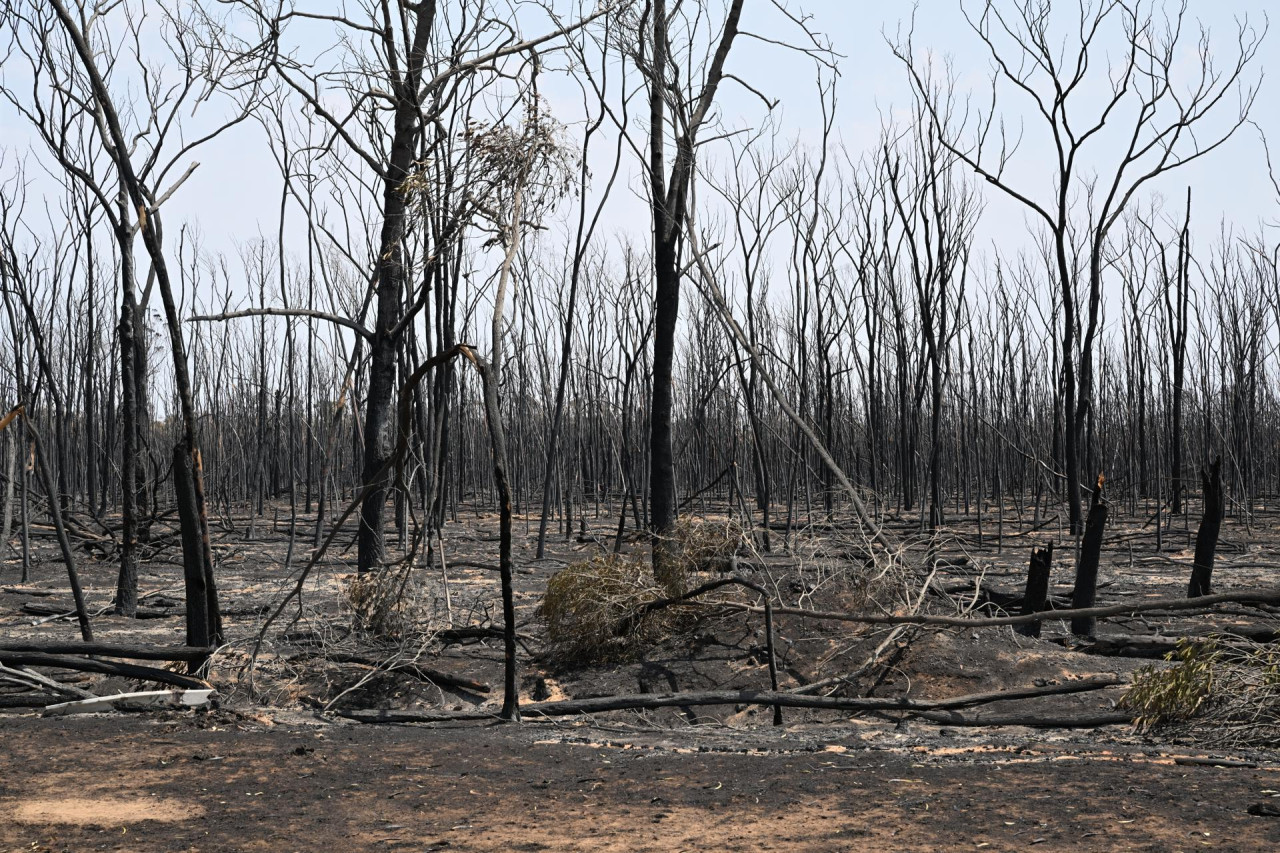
<box><xmin>8</xmin><ymin>796</ymin><xmax>201</xmax><ymax>825</ymax></box>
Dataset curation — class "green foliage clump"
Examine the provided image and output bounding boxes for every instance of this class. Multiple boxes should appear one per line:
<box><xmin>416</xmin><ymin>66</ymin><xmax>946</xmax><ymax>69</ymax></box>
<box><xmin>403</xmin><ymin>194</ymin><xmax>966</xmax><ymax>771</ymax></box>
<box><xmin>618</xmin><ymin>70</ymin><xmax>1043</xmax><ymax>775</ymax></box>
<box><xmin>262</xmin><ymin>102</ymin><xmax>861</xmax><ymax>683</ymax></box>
<box><xmin>1121</xmin><ymin>635</ymin><xmax>1280</xmax><ymax>747</ymax></box>
<box><xmin>540</xmin><ymin>555</ymin><xmax>663</xmax><ymax>666</ymax></box>
<box><xmin>1122</xmin><ymin>640</ymin><xmax>1219</xmax><ymax>731</ymax></box>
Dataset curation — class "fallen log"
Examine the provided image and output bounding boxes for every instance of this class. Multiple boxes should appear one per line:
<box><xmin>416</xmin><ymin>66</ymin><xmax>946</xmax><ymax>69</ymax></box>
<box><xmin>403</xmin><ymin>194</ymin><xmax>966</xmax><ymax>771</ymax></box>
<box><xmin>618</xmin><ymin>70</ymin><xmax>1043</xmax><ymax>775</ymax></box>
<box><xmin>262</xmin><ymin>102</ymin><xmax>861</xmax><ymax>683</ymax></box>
<box><xmin>0</xmin><ymin>661</ymin><xmax>96</xmax><ymax>699</ymax></box>
<box><xmin>1174</xmin><ymin>756</ymin><xmax>1258</xmax><ymax>768</ymax></box>
<box><xmin>736</xmin><ymin>587</ymin><xmax>1280</xmax><ymax>630</ymax></box>
<box><xmin>915</xmin><ymin>710</ymin><xmax>1133</xmax><ymax>728</ymax></box>
<box><xmin>0</xmin><ymin>693</ymin><xmax>61</xmax><ymax>708</ymax></box>
<box><xmin>1060</xmin><ymin>625</ymin><xmax>1280</xmax><ymax>660</ymax></box>
<box><xmin>1063</xmin><ymin>635</ymin><xmax>1181</xmax><ymax>659</ymax></box>
<box><xmin>0</xmin><ymin>642</ymin><xmax>213</xmax><ymax>662</ymax></box>
<box><xmin>31</xmin><ymin>510</ymin><xmax>113</xmax><ymax>539</ymax></box>
<box><xmin>0</xmin><ymin>653</ymin><xmax>208</xmax><ymax>690</ymax></box>
<box><xmin>437</xmin><ymin>625</ymin><xmax>535</xmax><ymax>640</ymax></box>
<box><xmin>297</xmin><ymin>652</ymin><xmax>490</xmax><ymax>694</ymax></box>
<box><xmin>339</xmin><ymin>707</ymin><xmax>493</xmax><ymax>724</ymax></box>
<box><xmin>25</xmin><ymin>603</ymin><xmax>112</xmax><ymax>626</ymax></box>
<box><xmin>21</xmin><ymin>602</ymin><xmax>176</xmax><ymax>620</ymax></box>
<box><xmin>339</xmin><ymin>674</ymin><xmax>1123</xmax><ymax>724</ymax></box>
<box><xmin>438</xmin><ymin>626</ymin><xmax>505</xmax><ymax>644</ymax></box>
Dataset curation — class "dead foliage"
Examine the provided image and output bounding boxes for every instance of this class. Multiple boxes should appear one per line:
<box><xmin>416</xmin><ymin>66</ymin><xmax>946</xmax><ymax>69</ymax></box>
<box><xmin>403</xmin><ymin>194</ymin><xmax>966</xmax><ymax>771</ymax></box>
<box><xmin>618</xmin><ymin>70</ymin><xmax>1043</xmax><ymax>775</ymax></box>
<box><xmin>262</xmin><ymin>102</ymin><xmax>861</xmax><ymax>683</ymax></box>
<box><xmin>540</xmin><ymin>554</ymin><xmax>677</xmax><ymax>666</ymax></box>
<box><xmin>342</xmin><ymin>563</ymin><xmax>433</xmax><ymax>642</ymax></box>
<box><xmin>672</xmin><ymin>516</ymin><xmax>745</xmax><ymax>574</ymax></box>
<box><xmin>537</xmin><ymin>517</ymin><xmax>750</xmax><ymax>666</ymax></box>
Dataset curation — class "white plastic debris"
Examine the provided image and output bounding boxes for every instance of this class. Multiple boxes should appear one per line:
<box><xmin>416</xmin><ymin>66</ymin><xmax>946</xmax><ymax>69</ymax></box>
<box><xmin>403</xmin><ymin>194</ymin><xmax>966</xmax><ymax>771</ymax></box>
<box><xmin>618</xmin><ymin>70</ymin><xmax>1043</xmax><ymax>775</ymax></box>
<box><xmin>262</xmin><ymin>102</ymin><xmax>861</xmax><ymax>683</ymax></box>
<box><xmin>41</xmin><ymin>689</ymin><xmax>215</xmax><ymax>717</ymax></box>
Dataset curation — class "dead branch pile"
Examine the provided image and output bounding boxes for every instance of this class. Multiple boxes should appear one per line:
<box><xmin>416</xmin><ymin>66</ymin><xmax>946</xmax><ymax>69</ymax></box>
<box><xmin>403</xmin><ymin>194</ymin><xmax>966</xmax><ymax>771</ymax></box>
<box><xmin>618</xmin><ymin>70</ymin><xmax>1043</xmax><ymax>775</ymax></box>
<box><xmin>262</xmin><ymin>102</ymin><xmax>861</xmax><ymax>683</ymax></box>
<box><xmin>670</xmin><ymin>516</ymin><xmax>745</xmax><ymax>574</ymax></box>
<box><xmin>343</xmin><ymin>561</ymin><xmax>435</xmax><ymax>641</ymax></box>
<box><xmin>540</xmin><ymin>554</ymin><xmax>668</xmax><ymax>665</ymax></box>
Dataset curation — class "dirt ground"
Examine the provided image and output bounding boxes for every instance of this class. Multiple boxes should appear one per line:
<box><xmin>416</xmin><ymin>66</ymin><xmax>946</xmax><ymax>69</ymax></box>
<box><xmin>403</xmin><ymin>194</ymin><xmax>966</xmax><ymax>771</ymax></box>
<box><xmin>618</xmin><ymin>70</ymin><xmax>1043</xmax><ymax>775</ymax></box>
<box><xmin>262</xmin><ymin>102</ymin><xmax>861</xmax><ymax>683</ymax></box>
<box><xmin>3</xmin><ymin>500</ymin><xmax>1280</xmax><ymax>849</ymax></box>
<box><xmin>2</xmin><ymin>711</ymin><xmax>1279</xmax><ymax>852</ymax></box>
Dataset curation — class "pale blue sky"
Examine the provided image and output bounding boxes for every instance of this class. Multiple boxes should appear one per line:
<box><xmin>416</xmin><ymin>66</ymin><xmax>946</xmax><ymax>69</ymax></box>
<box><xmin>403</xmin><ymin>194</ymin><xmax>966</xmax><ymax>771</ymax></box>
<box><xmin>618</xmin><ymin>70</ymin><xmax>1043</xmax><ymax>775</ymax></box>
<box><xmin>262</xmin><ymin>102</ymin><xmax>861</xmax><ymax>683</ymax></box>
<box><xmin>2</xmin><ymin>1</ymin><xmax>1275</xmax><ymax>297</ymax></box>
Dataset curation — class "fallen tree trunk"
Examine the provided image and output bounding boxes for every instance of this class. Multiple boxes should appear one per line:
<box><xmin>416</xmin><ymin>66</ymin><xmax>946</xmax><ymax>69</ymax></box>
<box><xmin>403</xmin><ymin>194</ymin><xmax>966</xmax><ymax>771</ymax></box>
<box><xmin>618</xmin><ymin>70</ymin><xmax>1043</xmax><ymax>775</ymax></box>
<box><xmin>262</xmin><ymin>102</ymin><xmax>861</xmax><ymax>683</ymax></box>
<box><xmin>913</xmin><ymin>710</ymin><xmax>1133</xmax><ymax>728</ymax></box>
<box><xmin>318</xmin><ymin>653</ymin><xmax>490</xmax><ymax>694</ymax></box>
<box><xmin>438</xmin><ymin>626</ymin><xmax>506</xmax><ymax>644</ymax></box>
<box><xmin>21</xmin><ymin>602</ymin><xmax>174</xmax><ymax>620</ymax></box>
<box><xmin>0</xmin><ymin>642</ymin><xmax>213</xmax><ymax>662</ymax></box>
<box><xmin>339</xmin><ymin>674</ymin><xmax>1123</xmax><ymax>724</ymax></box>
<box><xmin>1061</xmin><ymin>625</ymin><xmax>1280</xmax><ymax>659</ymax></box>
<box><xmin>0</xmin><ymin>694</ymin><xmax>62</xmax><ymax>708</ymax></box>
<box><xmin>734</xmin><ymin>587</ymin><xmax>1280</xmax><ymax>630</ymax></box>
<box><xmin>1064</xmin><ymin>635</ymin><xmax>1181</xmax><ymax>659</ymax></box>
<box><xmin>0</xmin><ymin>661</ymin><xmax>96</xmax><ymax>699</ymax></box>
<box><xmin>0</xmin><ymin>652</ymin><xmax>208</xmax><ymax>690</ymax></box>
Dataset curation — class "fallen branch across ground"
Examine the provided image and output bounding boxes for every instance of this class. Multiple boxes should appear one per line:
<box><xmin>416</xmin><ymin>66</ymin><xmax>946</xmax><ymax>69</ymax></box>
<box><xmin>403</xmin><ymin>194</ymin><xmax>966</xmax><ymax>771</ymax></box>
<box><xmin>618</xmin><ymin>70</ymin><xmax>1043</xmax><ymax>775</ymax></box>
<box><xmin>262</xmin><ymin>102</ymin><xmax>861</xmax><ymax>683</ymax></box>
<box><xmin>0</xmin><ymin>653</ymin><xmax>209</xmax><ymax>690</ymax></box>
<box><xmin>21</xmin><ymin>602</ymin><xmax>174</xmax><ymax>620</ymax></box>
<box><xmin>0</xmin><ymin>661</ymin><xmax>96</xmax><ymax>699</ymax></box>
<box><xmin>731</xmin><ymin>587</ymin><xmax>1280</xmax><ymax>630</ymax></box>
<box><xmin>316</xmin><ymin>652</ymin><xmax>490</xmax><ymax>694</ymax></box>
<box><xmin>338</xmin><ymin>674</ymin><xmax>1124</xmax><ymax>725</ymax></box>
<box><xmin>0</xmin><ymin>693</ymin><xmax>63</xmax><ymax>708</ymax></box>
<box><xmin>0</xmin><ymin>642</ymin><xmax>213</xmax><ymax>662</ymax></box>
<box><xmin>913</xmin><ymin>710</ymin><xmax>1134</xmax><ymax>728</ymax></box>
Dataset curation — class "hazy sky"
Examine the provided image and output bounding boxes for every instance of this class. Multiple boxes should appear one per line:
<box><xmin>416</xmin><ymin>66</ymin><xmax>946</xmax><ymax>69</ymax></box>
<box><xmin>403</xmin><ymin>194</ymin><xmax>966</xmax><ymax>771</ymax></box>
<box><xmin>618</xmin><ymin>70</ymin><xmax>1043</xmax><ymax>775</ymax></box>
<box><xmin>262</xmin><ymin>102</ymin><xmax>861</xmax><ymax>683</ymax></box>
<box><xmin>828</xmin><ymin>0</ymin><xmax>1279</xmax><ymax>248</ymax></box>
<box><xmin>4</xmin><ymin>1</ymin><xmax>1276</xmax><ymax>293</ymax></box>
<box><xmin>181</xmin><ymin>1</ymin><xmax>1274</xmax><ymax>264</ymax></box>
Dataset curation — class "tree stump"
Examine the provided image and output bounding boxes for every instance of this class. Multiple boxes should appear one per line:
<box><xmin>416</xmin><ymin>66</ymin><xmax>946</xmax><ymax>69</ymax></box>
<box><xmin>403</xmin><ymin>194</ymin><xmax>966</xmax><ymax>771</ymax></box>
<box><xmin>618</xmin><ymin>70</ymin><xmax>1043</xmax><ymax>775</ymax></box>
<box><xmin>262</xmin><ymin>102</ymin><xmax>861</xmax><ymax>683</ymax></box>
<box><xmin>1187</xmin><ymin>456</ymin><xmax>1224</xmax><ymax>598</ymax></box>
<box><xmin>1017</xmin><ymin>543</ymin><xmax>1054</xmax><ymax>638</ymax></box>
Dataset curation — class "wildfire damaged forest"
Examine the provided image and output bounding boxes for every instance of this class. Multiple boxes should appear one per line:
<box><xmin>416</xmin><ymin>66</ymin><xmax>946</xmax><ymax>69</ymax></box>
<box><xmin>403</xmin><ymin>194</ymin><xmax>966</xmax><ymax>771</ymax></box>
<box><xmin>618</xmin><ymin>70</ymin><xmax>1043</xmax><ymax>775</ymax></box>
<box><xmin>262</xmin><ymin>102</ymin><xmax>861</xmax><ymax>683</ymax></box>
<box><xmin>2</xmin><ymin>0</ymin><xmax>1280</xmax><ymax>850</ymax></box>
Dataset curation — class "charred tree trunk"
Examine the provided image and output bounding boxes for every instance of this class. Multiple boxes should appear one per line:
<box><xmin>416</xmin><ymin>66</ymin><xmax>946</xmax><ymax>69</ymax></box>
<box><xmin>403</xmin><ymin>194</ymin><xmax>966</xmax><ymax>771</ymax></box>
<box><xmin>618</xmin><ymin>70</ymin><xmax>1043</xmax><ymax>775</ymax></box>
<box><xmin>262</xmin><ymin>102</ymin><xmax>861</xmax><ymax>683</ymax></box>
<box><xmin>83</xmin><ymin>224</ymin><xmax>99</xmax><ymax>514</ymax></box>
<box><xmin>649</xmin><ymin>229</ymin><xmax>681</xmax><ymax>591</ymax></box>
<box><xmin>19</xmin><ymin>437</ymin><xmax>30</xmax><ymax>583</ymax></box>
<box><xmin>1017</xmin><ymin>543</ymin><xmax>1054</xmax><ymax>639</ymax></box>
<box><xmin>1071</xmin><ymin>477</ymin><xmax>1108</xmax><ymax>637</ymax></box>
<box><xmin>114</xmin><ymin>214</ymin><xmax>141</xmax><ymax>617</ymax></box>
<box><xmin>173</xmin><ymin>443</ymin><xmax>211</xmax><ymax>665</ymax></box>
<box><xmin>355</xmin><ymin>13</ymin><xmax>435</xmax><ymax>575</ymax></box>
<box><xmin>643</xmin><ymin>0</ymin><xmax>745</xmax><ymax>595</ymax></box>
<box><xmin>49</xmin><ymin>0</ymin><xmax>222</xmax><ymax>656</ymax></box>
<box><xmin>24</xmin><ymin>412</ymin><xmax>92</xmax><ymax>642</ymax></box>
<box><xmin>1168</xmin><ymin>190</ymin><xmax>1192</xmax><ymax>515</ymax></box>
<box><xmin>1187</xmin><ymin>456</ymin><xmax>1224</xmax><ymax>598</ymax></box>
<box><xmin>1</xmin><ymin>421</ymin><xmax>14</xmax><ymax>545</ymax></box>
<box><xmin>479</xmin><ymin>360</ymin><xmax>519</xmax><ymax>721</ymax></box>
